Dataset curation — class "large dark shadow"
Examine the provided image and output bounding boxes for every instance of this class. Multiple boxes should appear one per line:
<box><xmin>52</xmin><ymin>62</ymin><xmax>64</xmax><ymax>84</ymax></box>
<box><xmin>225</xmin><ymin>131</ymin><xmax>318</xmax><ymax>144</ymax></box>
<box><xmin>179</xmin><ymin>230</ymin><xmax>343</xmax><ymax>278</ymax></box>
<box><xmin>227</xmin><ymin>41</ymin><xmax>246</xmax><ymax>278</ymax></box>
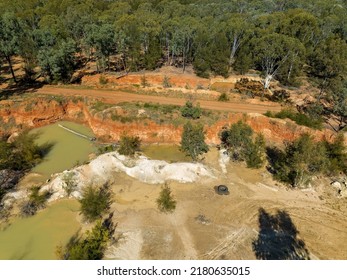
<box><xmin>0</xmin><ymin>80</ymin><xmax>44</xmax><ymax>100</ymax></box>
<box><xmin>252</xmin><ymin>208</ymin><xmax>310</xmax><ymax>260</ymax></box>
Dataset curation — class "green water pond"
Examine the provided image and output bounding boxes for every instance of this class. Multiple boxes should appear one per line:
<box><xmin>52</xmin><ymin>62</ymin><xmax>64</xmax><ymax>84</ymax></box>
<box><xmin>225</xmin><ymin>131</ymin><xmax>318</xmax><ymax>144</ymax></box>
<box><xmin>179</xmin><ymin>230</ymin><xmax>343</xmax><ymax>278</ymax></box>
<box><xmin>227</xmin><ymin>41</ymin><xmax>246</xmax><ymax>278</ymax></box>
<box><xmin>142</xmin><ymin>144</ymin><xmax>190</xmax><ymax>162</ymax></box>
<box><xmin>0</xmin><ymin>200</ymin><xmax>80</xmax><ymax>260</ymax></box>
<box><xmin>0</xmin><ymin>121</ymin><xmax>190</xmax><ymax>260</ymax></box>
<box><xmin>30</xmin><ymin>121</ymin><xmax>96</xmax><ymax>183</ymax></box>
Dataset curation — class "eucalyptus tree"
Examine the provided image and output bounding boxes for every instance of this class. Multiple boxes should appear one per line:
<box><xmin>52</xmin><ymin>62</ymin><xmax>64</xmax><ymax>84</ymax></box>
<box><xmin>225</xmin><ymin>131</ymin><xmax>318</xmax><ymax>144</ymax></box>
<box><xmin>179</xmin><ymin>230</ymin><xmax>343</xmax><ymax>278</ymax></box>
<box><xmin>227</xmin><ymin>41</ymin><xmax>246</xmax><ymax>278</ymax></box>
<box><xmin>84</xmin><ymin>23</ymin><xmax>117</xmax><ymax>72</ymax></box>
<box><xmin>0</xmin><ymin>13</ymin><xmax>23</xmax><ymax>83</ymax></box>
<box><xmin>224</xmin><ymin>13</ymin><xmax>253</xmax><ymax>70</ymax></box>
<box><xmin>278</xmin><ymin>10</ymin><xmax>320</xmax><ymax>49</ymax></box>
<box><xmin>332</xmin><ymin>82</ymin><xmax>347</xmax><ymax>131</ymax></box>
<box><xmin>171</xmin><ymin>16</ymin><xmax>198</xmax><ymax>72</ymax></box>
<box><xmin>38</xmin><ymin>39</ymin><xmax>77</xmax><ymax>83</ymax></box>
<box><xmin>308</xmin><ymin>37</ymin><xmax>347</xmax><ymax>97</ymax></box>
<box><xmin>252</xmin><ymin>33</ymin><xmax>305</xmax><ymax>89</ymax></box>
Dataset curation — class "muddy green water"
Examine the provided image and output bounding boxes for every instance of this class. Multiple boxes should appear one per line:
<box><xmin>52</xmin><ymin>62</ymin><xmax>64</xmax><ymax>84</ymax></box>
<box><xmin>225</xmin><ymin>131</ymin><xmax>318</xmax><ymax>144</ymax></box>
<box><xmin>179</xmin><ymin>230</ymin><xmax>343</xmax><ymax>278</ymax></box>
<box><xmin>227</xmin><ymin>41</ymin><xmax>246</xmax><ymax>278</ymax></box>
<box><xmin>0</xmin><ymin>200</ymin><xmax>80</xmax><ymax>260</ymax></box>
<box><xmin>30</xmin><ymin>121</ymin><xmax>96</xmax><ymax>183</ymax></box>
<box><xmin>142</xmin><ymin>144</ymin><xmax>190</xmax><ymax>162</ymax></box>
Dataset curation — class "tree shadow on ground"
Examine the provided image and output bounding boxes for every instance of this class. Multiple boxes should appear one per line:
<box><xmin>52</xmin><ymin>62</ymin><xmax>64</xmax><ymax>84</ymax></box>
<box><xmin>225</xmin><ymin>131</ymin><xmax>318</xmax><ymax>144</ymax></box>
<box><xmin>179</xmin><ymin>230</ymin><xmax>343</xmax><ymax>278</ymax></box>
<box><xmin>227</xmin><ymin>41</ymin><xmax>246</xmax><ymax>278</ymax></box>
<box><xmin>252</xmin><ymin>208</ymin><xmax>310</xmax><ymax>260</ymax></box>
<box><xmin>0</xmin><ymin>80</ymin><xmax>44</xmax><ymax>100</ymax></box>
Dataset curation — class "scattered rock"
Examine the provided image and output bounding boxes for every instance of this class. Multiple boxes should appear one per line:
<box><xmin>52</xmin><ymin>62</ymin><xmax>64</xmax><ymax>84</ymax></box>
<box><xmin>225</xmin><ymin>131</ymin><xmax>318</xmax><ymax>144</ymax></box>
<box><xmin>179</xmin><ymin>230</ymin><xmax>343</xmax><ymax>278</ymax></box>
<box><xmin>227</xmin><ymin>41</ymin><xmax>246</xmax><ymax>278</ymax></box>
<box><xmin>0</xmin><ymin>169</ymin><xmax>23</xmax><ymax>194</ymax></box>
<box><xmin>331</xmin><ymin>181</ymin><xmax>342</xmax><ymax>189</ymax></box>
<box><xmin>195</xmin><ymin>214</ymin><xmax>211</xmax><ymax>225</ymax></box>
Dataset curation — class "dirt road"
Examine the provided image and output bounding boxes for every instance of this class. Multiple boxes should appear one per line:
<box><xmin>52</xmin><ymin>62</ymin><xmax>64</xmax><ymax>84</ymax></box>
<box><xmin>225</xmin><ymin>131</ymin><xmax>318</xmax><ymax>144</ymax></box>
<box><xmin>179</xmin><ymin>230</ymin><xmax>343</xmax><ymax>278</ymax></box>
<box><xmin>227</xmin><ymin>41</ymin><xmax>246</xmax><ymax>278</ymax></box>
<box><xmin>36</xmin><ymin>86</ymin><xmax>281</xmax><ymax>114</ymax></box>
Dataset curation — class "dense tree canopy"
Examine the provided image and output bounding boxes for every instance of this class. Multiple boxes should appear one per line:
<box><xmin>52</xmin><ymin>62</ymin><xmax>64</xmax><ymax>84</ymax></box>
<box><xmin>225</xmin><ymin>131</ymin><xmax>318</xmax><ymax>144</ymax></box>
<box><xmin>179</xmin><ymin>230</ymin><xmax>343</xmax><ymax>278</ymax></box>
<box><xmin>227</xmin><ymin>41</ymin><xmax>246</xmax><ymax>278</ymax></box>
<box><xmin>0</xmin><ymin>0</ymin><xmax>345</xmax><ymax>91</ymax></box>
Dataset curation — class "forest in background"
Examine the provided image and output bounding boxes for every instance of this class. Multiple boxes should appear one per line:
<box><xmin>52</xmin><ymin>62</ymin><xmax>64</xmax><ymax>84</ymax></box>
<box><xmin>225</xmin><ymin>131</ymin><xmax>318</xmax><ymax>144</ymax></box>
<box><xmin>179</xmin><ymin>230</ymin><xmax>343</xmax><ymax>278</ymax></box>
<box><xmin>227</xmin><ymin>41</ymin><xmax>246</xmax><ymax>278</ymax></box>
<box><xmin>0</xmin><ymin>0</ymin><xmax>346</xmax><ymax>130</ymax></box>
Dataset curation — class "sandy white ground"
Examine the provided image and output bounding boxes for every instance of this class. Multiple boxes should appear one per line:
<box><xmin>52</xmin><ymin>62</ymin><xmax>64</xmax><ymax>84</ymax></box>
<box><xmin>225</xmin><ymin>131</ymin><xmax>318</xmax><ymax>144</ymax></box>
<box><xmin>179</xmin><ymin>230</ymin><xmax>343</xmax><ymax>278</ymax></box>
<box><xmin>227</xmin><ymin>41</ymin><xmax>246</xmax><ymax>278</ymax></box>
<box><xmin>35</xmin><ymin>152</ymin><xmax>216</xmax><ymax>201</ymax></box>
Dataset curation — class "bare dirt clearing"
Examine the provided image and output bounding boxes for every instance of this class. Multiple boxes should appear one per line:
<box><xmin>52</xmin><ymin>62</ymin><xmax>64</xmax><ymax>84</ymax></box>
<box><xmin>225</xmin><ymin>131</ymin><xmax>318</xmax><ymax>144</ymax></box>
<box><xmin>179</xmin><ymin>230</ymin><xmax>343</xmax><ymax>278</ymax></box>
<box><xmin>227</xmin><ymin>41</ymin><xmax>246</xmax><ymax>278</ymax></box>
<box><xmin>104</xmin><ymin>150</ymin><xmax>347</xmax><ymax>260</ymax></box>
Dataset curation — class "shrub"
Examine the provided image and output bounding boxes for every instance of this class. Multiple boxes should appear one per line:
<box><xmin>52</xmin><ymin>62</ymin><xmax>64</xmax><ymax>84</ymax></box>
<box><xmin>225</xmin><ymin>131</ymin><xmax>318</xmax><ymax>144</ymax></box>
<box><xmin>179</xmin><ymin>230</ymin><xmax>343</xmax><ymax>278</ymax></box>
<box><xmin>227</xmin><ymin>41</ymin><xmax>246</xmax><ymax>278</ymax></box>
<box><xmin>156</xmin><ymin>183</ymin><xmax>176</xmax><ymax>213</ymax></box>
<box><xmin>21</xmin><ymin>186</ymin><xmax>52</xmax><ymax>217</ymax></box>
<box><xmin>141</xmin><ymin>75</ymin><xmax>149</xmax><ymax>88</ymax></box>
<box><xmin>324</xmin><ymin>133</ymin><xmax>347</xmax><ymax>175</ymax></box>
<box><xmin>99</xmin><ymin>75</ymin><xmax>108</xmax><ymax>85</ymax></box>
<box><xmin>218</xmin><ymin>92</ymin><xmax>229</xmax><ymax>102</ymax></box>
<box><xmin>270</xmin><ymin>90</ymin><xmax>290</xmax><ymax>103</ymax></box>
<box><xmin>180</xmin><ymin>101</ymin><xmax>202</xmax><ymax>119</ymax></box>
<box><xmin>180</xmin><ymin>121</ymin><xmax>209</xmax><ymax>161</ymax></box>
<box><xmin>79</xmin><ymin>183</ymin><xmax>112</xmax><ymax>222</ymax></box>
<box><xmin>118</xmin><ymin>135</ymin><xmax>141</xmax><ymax>156</ymax></box>
<box><xmin>62</xmin><ymin>172</ymin><xmax>77</xmax><ymax>196</ymax></box>
<box><xmin>0</xmin><ymin>131</ymin><xmax>51</xmax><ymax>171</ymax></box>
<box><xmin>196</xmin><ymin>83</ymin><xmax>205</xmax><ymax>90</ymax></box>
<box><xmin>57</xmin><ymin>216</ymin><xmax>115</xmax><ymax>260</ymax></box>
<box><xmin>162</xmin><ymin>76</ymin><xmax>172</xmax><ymax>88</ymax></box>
<box><xmin>97</xmin><ymin>144</ymin><xmax>116</xmax><ymax>155</ymax></box>
<box><xmin>264</xmin><ymin>109</ymin><xmax>323</xmax><ymax>130</ymax></box>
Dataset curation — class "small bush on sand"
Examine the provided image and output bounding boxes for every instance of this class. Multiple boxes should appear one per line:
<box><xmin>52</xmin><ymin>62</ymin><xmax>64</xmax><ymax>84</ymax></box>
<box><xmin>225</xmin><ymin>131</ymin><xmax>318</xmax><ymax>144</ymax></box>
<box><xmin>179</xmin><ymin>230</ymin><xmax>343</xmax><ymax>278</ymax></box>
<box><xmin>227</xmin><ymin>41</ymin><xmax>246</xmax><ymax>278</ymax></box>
<box><xmin>156</xmin><ymin>183</ymin><xmax>176</xmax><ymax>213</ymax></box>
<box><xmin>62</xmin><ymin>172</ymin><xmax>77</xmax><ymax>196</ymax></box>
<box><xmin>79</xmin><ymin>183</ymin><xmax>112</xmax><ymax>222</ymax></box>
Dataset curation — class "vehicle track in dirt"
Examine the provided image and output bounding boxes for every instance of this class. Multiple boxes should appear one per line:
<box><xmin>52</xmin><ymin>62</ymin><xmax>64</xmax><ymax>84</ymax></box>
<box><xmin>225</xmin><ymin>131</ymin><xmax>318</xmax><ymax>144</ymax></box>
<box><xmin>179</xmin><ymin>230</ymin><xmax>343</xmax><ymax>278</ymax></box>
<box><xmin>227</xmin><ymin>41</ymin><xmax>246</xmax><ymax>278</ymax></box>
<box><xmin>35</xmin><ymin>86</ymin><xmax>281</xmax><ymax>114</ymax></box>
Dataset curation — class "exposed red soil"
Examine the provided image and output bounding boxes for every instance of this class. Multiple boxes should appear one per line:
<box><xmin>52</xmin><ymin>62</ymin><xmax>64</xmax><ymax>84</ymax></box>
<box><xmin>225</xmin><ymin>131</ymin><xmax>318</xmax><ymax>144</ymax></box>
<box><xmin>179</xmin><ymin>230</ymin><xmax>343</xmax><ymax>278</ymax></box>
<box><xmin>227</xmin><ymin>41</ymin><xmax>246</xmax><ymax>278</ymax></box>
<box><xmin>0</xmin><ymin>97</ymin><xmax>336</xmax><ymax>145</ymax></box>
<box><xmin>35</xmin><ymin>86</ymin><xmax>281</xmax><ymax>114</ymax></box>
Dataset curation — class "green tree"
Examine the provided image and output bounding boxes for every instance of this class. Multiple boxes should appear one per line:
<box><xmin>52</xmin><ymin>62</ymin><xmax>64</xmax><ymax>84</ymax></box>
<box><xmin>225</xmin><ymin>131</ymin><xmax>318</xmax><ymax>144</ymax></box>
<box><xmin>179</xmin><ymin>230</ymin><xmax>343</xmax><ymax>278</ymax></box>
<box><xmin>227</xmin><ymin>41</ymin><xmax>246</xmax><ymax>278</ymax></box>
<box><xmin>0</xmin><ymin>132</ymin><xmax>48</xmax><ymax>171</ymax></box>
<box><xmin>118</xmin><ymin>135</ymin><xmax>141</xmax><ymax>156</ymax></box>
<box><xmin>180</xmin><ymin>101</ymin><xmax>201</xmax><ymax>119</ymax></box>
<box><xmin>193</xmin><ymin>29</ymin><xmax>229</xmax><ymax>78</ymax></box>
<box><xmin>0</xmin><ymin>13</ymin><xmax>23</xmax><ymax>83</ymax></box>
<box><xmin>84</xmin><ymin>23</ymin><xmax>116</xmax><ymax>72</ymax></box>
<box><xmin>324</xmin><ymin>133</ymin><xmax>347</xmax><ymax>175</ymax></box>
<box><xmin>269</xmin><ymin>134</ymin><xmax>328</xmax><ymax>187</ymax></box>
<box><xmin>21</xmin><ymin>186</ymin><xmax>52</xmax><ymax>217</ymax></box>
<box><xmin>308</xmin><ymin>37</ymin><xmax>347</xmax><ymax>97</ymax></box>
<box><xmin>38</xmin><ymin>39</ymin><xmax>77</xmax><ymax>83</ymax></box>
<box><xmin>225</xmin><ymin>13</ymin><xmax>253</xmax><ymax>69</ymax></box>
<box><xmin>332</xmin><ymin>82</ymin><xmax>347</xmax><ymax>131</ymax></box>
<box><xmin>220</xmin><ymin>120</ymin><xmax>253</xmax><ymax>161</ymax></box>
<box><xmin>252</xmin><ymin>33</ymin><xmax>305</xmax><ymax>89</ymax></box>
<box><xmin>244</xmin><ymin>134</ymin><xmax>266</xmax><ymax>168</ymax></box>
<box><xmin>79</xmin><ymin>183</ymin><xmax>112</xmax><ymax>222</ymax></box>
<box><xmin>156</xmin><ymin>183</ymin><xmax>176</xmax><ymax>213</ymax></box>
<box><xmin>220</xmin><ymin>120</ymin><xmax>265</xmax><ymax>168</ymax></box>
<box><xmin>180</xmin><ymin>121</ymin><xmax>209</xmax><ymax>161</ymax></box>
<box><xmin>59</xmin><ymin>217</ymin><xmax>115</xmax><ymax>260</ymax></box>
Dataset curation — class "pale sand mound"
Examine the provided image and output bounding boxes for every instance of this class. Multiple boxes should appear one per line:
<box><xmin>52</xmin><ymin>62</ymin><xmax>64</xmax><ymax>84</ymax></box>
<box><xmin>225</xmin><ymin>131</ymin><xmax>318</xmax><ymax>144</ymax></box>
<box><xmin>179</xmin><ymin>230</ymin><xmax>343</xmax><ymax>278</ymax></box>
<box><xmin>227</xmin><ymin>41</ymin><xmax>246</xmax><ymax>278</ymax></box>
<box><xmin>37</xmin><ymin>152</ymin><xmax>215</xmax><ymax>201</ymax></box>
